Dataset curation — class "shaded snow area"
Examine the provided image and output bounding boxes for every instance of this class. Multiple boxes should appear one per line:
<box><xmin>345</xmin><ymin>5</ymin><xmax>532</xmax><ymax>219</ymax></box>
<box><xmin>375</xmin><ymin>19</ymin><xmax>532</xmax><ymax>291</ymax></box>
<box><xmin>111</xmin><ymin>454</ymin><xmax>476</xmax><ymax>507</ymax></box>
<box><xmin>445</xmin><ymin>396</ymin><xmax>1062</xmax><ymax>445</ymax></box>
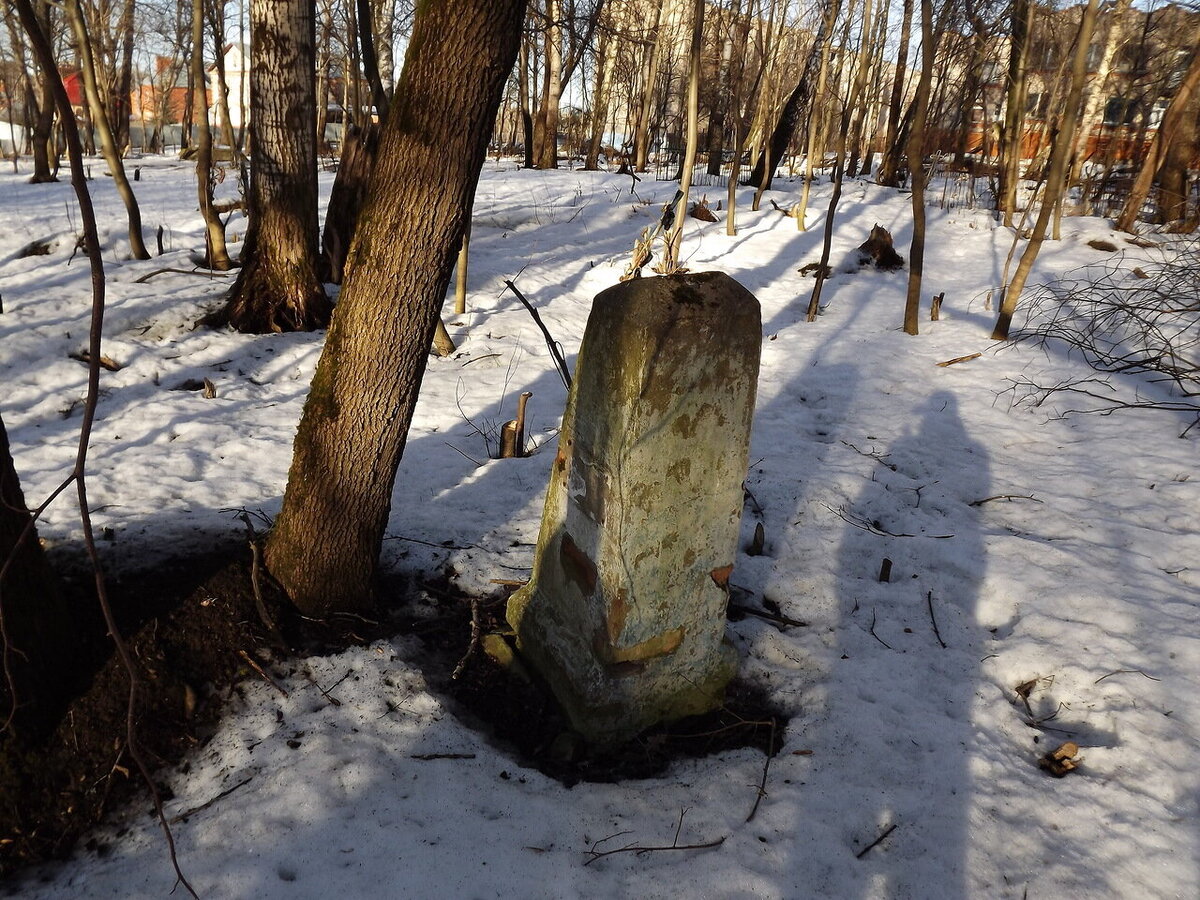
<box><xmin>2</xmin><ymin>158</ymin><xmax>1197</xmax><ymax>898</ymax></box>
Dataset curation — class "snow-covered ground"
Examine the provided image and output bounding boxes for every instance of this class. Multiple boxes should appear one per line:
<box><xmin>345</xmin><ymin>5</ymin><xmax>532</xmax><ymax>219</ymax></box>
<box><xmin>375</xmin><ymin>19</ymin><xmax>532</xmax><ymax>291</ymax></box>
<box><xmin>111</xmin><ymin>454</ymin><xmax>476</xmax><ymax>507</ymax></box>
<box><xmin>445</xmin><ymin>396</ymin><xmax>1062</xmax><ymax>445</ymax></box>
<box><xmin>1</xmin><ymin>156</ymin><xmax>1196</xmax><ymax>898</ymax></box>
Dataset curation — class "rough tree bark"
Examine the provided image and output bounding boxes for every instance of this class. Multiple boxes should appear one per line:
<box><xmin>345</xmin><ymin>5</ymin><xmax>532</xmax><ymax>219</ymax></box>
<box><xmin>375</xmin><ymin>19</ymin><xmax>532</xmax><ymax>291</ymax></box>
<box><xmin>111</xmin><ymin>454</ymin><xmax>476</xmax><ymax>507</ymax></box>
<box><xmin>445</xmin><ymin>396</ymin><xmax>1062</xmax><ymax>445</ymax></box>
<box><xmin>264</xmin><ymin>0</ymin><xmax>527</xmax><ymax>617</ymax></box>
<box><xmin>0</xmin><ymin>414</ymin><xmax>76</xmax><ymax>742</ymax></box>
<box><xmin>214</xmin><ymin>0</ymin><xmax>329</xmax><ymax>333</ymax></box>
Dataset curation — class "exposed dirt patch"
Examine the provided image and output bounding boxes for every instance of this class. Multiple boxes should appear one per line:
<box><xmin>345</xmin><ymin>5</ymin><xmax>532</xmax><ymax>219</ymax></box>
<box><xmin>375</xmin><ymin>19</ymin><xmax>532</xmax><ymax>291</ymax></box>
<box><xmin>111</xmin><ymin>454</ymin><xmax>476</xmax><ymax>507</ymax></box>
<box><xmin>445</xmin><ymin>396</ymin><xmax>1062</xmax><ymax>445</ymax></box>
<box><xmin>1</xmin><ymin>559</ymin><xmax>784</xmax><ymax>877</ymax></box>
<box><xmin>401</xmin><ymin>579</ymin><xmax>786</xmax><ymax>786</ymax></box>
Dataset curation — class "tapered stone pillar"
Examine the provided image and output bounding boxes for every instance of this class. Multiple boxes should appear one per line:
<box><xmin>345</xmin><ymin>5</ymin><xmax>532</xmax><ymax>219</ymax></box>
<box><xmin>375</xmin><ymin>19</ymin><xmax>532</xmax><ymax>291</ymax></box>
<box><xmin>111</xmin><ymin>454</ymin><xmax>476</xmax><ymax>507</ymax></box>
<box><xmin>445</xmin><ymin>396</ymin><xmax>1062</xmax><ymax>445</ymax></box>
<box><xmin>507</xmin><ymin>271</ymin><xmax>761</xmax><ymax>747</ymax></box>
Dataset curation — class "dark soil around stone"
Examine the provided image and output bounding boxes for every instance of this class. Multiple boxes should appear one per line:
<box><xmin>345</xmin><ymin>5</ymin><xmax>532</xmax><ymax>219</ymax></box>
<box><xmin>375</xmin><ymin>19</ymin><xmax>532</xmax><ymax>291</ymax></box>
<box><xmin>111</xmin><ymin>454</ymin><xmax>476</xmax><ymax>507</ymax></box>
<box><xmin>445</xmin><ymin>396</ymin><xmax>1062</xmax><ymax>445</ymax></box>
<box><xmin>0</xmin><ymin>551</ymin><xmax>786</xmax><ymax>879</ymax></box>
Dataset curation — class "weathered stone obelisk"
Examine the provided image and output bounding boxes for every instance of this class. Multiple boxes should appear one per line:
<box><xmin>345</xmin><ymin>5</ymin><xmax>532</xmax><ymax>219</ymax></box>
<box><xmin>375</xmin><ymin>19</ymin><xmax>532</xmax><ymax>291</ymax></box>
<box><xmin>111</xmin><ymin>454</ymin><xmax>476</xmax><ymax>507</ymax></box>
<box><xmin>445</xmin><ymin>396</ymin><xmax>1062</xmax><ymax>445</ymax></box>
<box><xmin>506</xmin><ymin>271</ymin><xmax>761</xmax><ymax>747</ymax></box>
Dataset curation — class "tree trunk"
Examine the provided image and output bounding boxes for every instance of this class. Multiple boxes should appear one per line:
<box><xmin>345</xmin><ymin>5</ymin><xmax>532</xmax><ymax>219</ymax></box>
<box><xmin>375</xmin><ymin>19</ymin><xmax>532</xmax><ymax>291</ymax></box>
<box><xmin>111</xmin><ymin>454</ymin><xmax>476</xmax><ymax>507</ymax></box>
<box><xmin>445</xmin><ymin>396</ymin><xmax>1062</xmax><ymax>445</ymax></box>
<box><xmin>797</xmin><ymin>0</ymin><xmax>840</xmax><ymax>225</ymax></box>
<box><xmin>208</xmin><ymin>3</ymin><xmax>242</xmax><ymax>157</ymax></box>
<box><xmin>584</xmin><ymin>5</ymin><xmax>618</xmax><ymax>170</ymax></box>
<box><xmin>994</xmin><ymin>0</ymin><xmax>1100</xmax><ymax>340</ymax></box>
<box><xmin>537</xmin><ymin>0</ymin><xmax>563</xmax><ymax>169</ymax></box>
<box><xmin>519</xmin><ymin>36</ymin><xmax>535</xmax><ymax>168</ymax></box>
<box><xmin>903</xmin><ymin>0</ymin><xmax>934</xmax><ymax>335</ymax></box>
<box><xmin>1155</xmin><ymin>117</ymin><xmax>1193</xmax><ymax>227</ymax></box>
<box><xmin>215</xmin><ymin>0</ymin><xmax>329</xmax><ymax>333</ymax></box>
<box><xmin>264</xmin><ymin>0</ymin><xmax>527</xmax><ymax>617</ymax></box>
<box><xmin>65</xmin><ymin>0</ymin><xmax>148</xmax><ymax>258</ymax></box>
<box><xmin>1116</xmin><ymin>41</ymin><xmax>1200</xmax><ymax>233</ymax></box>
<box><xmin>665</xmin><ymin>0</ymin><xmax>705</xmax><ymax>270</ymax></box>
<box><xmin>749</xmin><ymin>75</ymin><xmax>807</xmax><ymax>197</ymax></box>
<box><xmin>8</xmin><ymin>1</ymin><xmax>56</xmax><ymax>182</ymax></box>
<box><xmin>998</xmin><ymin>0</ymin><xmax>1032</xmax><ymax>226</ymax></box>
<box><xmin>633</xmin><ymin>0</ymin><xmax>664</xmax><ymax>172</ymax></box>
<box><xmin>0</xmin><ymin>413</ymin><xmax>84</xmax><ymax>742</ymax></box>
<box><xmin>192</xmin><ymin>0</ymin><xmax>232</xmax><ymax>270</ymax></box>
<box><xmin>320</xmin><ymin>121</ymin><xmax>380</xmax><ymax>284</ymax></box>
<box><xmin>112</xmin><ymin>0</ymin><xmax>135</xmax><ymax>153</ymax></box>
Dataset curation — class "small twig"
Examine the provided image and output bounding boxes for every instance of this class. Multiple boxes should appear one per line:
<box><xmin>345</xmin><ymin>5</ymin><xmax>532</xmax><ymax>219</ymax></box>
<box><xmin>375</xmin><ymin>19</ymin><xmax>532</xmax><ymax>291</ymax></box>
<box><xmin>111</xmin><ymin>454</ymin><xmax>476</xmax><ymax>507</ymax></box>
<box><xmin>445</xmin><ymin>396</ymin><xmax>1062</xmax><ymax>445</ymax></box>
<box><xmin>1094</xmin><ymin>668</ymin><xmax>1161</xmax><ymax>684</ymax></box>
<box><xmin>926</xmin><ymin>591</ymin><xmax>947</xmax><ymax>648</ymax></box>
<box><xmin>238</xmin><ymin>650</ymin><xmax>289</xmax><ymax>697</ymax></box>
<box><xmin>825</xmin><ymin>504</ymin><xmax>954</xmax><ymax>539</ymax></box>
<box><xmin>133</xmin><ymin>267</ymin><xmax>231</xmax><ymax>284</ymax></box>
<box><xmin>451</xmin><ymin>598</ymin><xmax>482</xmax><ymax>680</ymax></box>
<box><xmin>461</xmin><ymin>353</ymin><xmax>503</xmax><ymax>366</ymax></box>
<box><xmin>383</xmin><ymin>534</ymin><xmax>473</xmax><ymax>550</ymax></box>
<box><xmin>68</xmin><ymin>349</ymin><xmax>122</xmax><ymax>371</ymax></box>
<box><xmin>745</xmin><ymin>721</ymin><xmax>776</xmax><ymax>823</ymax></box>
<box><xmin>969</xmin><ymin>494</ymin><xmax>1042</xmax><ymax>507</ymax></box>
<box><xmin>936</xmin><ymin>352</ymin><xmax>982</xmax><ymax>368</ymax></box>
<box><xmin>303</xmin><ymin>668</ymin><xmax>351</xmax><ymax>706</ymax></box>
<box><xmin>726</xmin><ymin>601</ymin><xmax>808</xmax><ymax>629</ymax></box>
<box><xmin>583</xmin><ymin>810</ymin><xmax>726</xmax><ymax>866</ymax></box>
<box><xmin>169</xmin><ymin>776</ymin><xmax>253</xmax><ymax>824</ymax></box>
<box><xmin>410</xmin><ymin>753</ymin><xmax>477</xmax><ymax>761</ymax></box>
<box><xmin>842</xmin><ymin>440</ymin><xmax>897</xmax><ymax>471</ymax></box>
<box><xmin>501</xmin><ymin>278</ymin><xmax>572</xmax><ymax>391</ymax></box>
<box><xmin>240</xmin><ymin>513</ymin><xmax>285</xmax><ymax>647</ymax></box>
<box><xmin>855</xmin><ymin>823</ymin><xmax>898</xmax><ymax>859</ymax></box>
<box><xmin>445</xmin><ymin>441</ymin><xmax>484</xmax><ymax>466</ymax></box>
<box><xmin>869</xmin><ymin>608</ymin><xmax>892</xmax><ymax>649</ymax></box>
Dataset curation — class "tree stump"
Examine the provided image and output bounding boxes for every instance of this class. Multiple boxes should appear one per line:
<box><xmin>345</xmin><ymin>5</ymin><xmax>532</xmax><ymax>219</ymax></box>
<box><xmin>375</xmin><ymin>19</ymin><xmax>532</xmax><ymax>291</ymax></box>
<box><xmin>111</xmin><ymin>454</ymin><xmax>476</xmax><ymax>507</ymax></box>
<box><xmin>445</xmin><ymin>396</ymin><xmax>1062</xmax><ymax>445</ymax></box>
<box><xmin>857</xmin><ymin>223</ymin><xmax>905</xmax><ymax>270</ymax></box>
<box><xmin>507</xmin><ymin>272</ymin><xmax>761</xmax><ymax>747</ymax></box>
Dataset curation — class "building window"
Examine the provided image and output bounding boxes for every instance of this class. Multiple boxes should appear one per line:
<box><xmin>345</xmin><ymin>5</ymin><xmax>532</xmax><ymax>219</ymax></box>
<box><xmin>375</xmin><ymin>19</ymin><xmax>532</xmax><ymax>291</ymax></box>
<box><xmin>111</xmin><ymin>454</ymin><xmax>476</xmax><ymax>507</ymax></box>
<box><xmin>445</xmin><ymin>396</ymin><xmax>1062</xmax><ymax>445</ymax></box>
<box><xmin>1102</xmin><ymin>97</ymin><xmax>1136</xmax><ymax>127</ymax></box>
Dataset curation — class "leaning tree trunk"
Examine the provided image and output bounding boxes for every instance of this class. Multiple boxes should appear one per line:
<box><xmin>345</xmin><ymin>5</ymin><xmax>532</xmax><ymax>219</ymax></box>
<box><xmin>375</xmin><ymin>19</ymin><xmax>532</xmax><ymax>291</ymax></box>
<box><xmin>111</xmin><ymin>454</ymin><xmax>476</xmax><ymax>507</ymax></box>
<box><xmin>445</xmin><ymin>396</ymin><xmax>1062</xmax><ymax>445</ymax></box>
<box><xmin>320</xmin><ymin>0</ymin><xmax>393</xmax><ymax>282</ymax></box>
<box><xmin>265</xmin><ymin>0</ymin><xmax>527</xmax><ymax>617</ymax></box>
<box><xmin>64</xmin><ymin>0</ymin><xmax>149</xmax><ymax>259</ymax></box>
<box><xmin>215</xmin><ymin>0</ymin><xmax>329</xmax><ymax>333</ymax></box>
<box><xmin>1115</xmin><ymin>41</ymin><xmax>1200</xmax><ymax>233</ymax></box>
<box><xmin>993</xmin><ymin>0</ymin><xmax>1100</xmax><ymax>340</ymax></box>
<box><xmin>320</xmin><ymin>122</ymin><xmax>380</xmax><ymax>284</ymax></box>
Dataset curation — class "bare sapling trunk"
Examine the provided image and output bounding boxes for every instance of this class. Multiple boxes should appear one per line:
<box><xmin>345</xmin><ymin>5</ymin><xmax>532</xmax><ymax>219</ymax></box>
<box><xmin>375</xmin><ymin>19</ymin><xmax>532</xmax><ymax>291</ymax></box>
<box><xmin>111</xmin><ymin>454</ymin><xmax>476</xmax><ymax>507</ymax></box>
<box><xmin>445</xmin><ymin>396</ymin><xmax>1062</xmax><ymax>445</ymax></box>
<box><xmin>454</xmin><ymin>220</ymin><xmax>471</xmax><ymax>315</ymax></box>
<box><xmin>797</xmin><ymin>0</ymin><xmax>840</xmax><ymax>227</ymax></box>
<box><xmin>999</xmin><ymin>0</ymin><xmax>1032</xmax><ymax>226</ymax></box>
<box><xmin>633</xmin><ymin>1</ymin><xmax>664</xmax><ymax>172</ymax></box>
<box><xmin>902</xmin><ymin>0</ymin><xmax>934</xmax><ymax>335</ymax></box>
<box><xmin>191</xmin><ymin>0</ymin><xmax>232</xmax><ymax>270</ymax></box>
<box><xmin>993</xmin><ymin>0</ymin><xmax>1100</xmax><ymax>340</ymax></box>
<box><xmin>264</xmin><ymin>0</ymin><xmax>527</xmax><ymax>617</ymax></box>
<box><xmin>65</xmin><ymin>0</ymin><xmax>149</xmax><ymax>259</ymax></box>
<box><xmin>584</xmin><ymin>5</ymin><xmax>619</xmax><ymax>171</ymax></box>
<box><xmin>877</xmin><ymin>0</ymin><xmax>912</xmax><ymax>187</ymax></box>
<box><xmin>664</xmin><ymin>0</ymin><xmax>705</xmax><ymax>270</ymax></box>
